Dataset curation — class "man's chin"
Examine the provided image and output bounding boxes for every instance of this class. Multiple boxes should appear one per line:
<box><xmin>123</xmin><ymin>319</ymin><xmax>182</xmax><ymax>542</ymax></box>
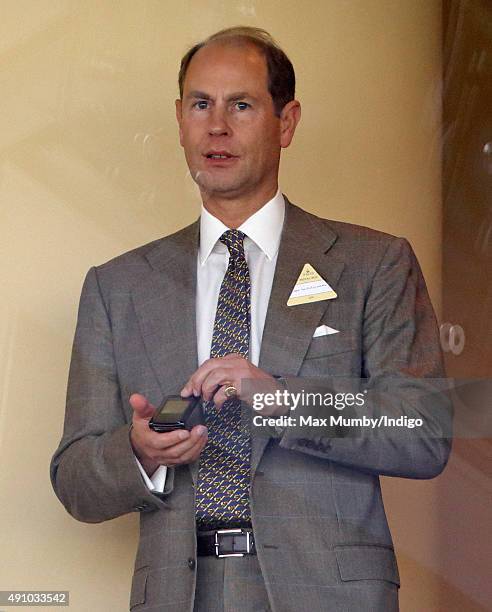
<box><xmin>193</xmin><ymin>172</ymin><xmax>245</xmax><ymax>197</ymax></box>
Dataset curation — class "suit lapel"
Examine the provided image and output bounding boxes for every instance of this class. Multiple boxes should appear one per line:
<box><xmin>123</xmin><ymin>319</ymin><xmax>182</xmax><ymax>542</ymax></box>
<box><xmin>131</xmin><ymin>221</ymin><xmax>199</xmax><ymax>397</ymax></box>
<box><xmin>258</xmin><ymin>201</ymin><xmax>344</xmax><ymax>376</ymax></box>
<box><xmin>252</xmin><ymin>200</ymin><xmax>345</xmax><ymax>476</ymax></box>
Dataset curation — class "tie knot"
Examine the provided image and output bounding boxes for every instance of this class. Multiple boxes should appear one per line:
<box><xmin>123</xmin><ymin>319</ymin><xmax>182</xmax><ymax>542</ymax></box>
<box><xmin>220</xmin><ymin>229</ymin><xmax>246</xmax><ymax>257</ymax></box>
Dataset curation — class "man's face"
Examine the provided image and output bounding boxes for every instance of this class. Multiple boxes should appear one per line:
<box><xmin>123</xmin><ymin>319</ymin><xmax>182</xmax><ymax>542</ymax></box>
<box><xmin>176</xmin><ymin>42</ymin><xmax>283</xmax><ymax>201</ymax></box>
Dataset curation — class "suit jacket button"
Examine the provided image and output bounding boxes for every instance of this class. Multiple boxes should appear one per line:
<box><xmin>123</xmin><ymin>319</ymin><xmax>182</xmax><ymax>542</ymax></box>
<box><xmin>187</xmin><ymin>558</ymin><xmax>196</xmax><ymax>570</ymax></box>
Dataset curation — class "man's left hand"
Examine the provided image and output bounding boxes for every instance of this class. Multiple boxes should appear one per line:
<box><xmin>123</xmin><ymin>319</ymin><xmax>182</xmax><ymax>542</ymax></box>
<box><xmin>180</xmin><ymin>353</ymin><xmax>283</xmax><ymax>413</ymax></box>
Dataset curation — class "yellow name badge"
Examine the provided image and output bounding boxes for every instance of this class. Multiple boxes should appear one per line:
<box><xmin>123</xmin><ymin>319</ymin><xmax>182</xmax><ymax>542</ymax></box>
<box><xmin>287</xmin><ymin>263</ymin><xmax>337</xmax><ymax>306</ymax></box>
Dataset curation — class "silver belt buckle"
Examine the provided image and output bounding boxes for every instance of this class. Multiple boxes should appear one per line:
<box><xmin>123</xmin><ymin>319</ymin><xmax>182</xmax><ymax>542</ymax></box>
<box><xmin>214</xmin><ymin>528</ymin><xmax>252</xmax><ymax>558</ymax></box>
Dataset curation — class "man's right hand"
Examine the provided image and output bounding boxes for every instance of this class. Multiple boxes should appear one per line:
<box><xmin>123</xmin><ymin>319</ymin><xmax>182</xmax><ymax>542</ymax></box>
<box><xmin>129</xmin><ymin>393</ymin><xmax>208</xmax><ymax>477</ymax></box>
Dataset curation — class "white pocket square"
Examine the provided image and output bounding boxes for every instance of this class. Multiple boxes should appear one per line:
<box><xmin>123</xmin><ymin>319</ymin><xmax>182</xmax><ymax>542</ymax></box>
<box><xmin>313</xmin><ymin>325</ymin><xmax>339</xmax><ymax>337</ymax></box>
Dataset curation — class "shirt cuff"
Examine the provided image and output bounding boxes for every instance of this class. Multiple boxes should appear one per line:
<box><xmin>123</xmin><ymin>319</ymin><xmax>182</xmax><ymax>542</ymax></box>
<box><xmin>134</xmin><ymin>455</ymin><xmax>167</xmax><ymax>493</ymax></box>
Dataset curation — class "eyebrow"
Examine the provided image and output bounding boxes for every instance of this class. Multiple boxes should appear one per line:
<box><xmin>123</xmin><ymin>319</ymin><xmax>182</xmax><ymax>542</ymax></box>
<box><xmin>185</xmin><ymin>90</ymin><xmax>257</xmax><ymax>102</ymax></box>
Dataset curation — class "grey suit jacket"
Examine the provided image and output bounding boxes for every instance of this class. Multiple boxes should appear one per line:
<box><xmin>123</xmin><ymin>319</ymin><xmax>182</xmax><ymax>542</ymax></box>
<box><xmin>50</xmin><ymin>199</ymin><xmax>452</xmax><ymax>611</ymax></box>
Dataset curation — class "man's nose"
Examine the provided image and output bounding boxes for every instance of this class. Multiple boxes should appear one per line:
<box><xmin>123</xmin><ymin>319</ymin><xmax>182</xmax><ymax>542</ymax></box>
<box><xmin>208</xmin><ymin>106</ymin><xmax>230</xmax><ymax>136</ymax></box>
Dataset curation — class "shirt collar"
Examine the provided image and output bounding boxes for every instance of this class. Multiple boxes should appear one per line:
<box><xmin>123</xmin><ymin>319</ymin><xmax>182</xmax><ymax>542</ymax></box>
<box><xmin>199</xmin><ymin>189</ymin><xmax>285</xmax><ymax>265</ymax></box>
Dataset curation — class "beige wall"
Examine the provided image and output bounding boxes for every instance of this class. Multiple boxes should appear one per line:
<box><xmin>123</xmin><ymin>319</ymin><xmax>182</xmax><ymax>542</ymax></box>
<box><xmin>0</xmin><ymin>2</ymin><xmax>456</xmax><ymax>611</ymax></box>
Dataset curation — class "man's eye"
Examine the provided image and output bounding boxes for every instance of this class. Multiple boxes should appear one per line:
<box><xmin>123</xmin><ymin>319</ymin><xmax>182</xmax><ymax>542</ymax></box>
<box><xmin>235</xmin><ymin>102</ymin><xmax>250</xmax><ymax>111</ymax></box>
<box><xmin>194</xmin><ymin>101</ymin><xmax>209</xmax><ymax>109</ymax></box>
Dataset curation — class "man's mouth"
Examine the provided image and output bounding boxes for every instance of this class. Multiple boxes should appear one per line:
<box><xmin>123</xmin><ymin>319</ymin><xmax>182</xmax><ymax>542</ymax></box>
<box><xmin>204</xmin><ymin>151</ymin><xmax>238</xmax><ymax>159</ymax></box>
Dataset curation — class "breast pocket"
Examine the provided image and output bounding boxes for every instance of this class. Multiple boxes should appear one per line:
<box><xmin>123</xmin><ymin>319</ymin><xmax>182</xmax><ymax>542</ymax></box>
<box><xmin>304</xmin><ymin>330</ymin><xmax>357</xmax><ymax>360</ymax></box>
<box><xmin>300</xmin><ymin>330</ymin><xmax>360</xmax><ymax>378</ymax></box>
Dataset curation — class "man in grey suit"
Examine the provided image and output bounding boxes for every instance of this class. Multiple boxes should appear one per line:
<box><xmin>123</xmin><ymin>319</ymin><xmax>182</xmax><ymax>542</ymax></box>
<box><xmin>51</xmin><ymin>26</ymin><xmax>452</xmax><ymax>611</ymax></box>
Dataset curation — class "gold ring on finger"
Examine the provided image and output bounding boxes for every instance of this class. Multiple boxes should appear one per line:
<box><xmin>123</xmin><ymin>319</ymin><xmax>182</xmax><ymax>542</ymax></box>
<box><xmin>223</xmin><ymin>383</ymin><xmax>238</xmax><ymax>399</ymax></box>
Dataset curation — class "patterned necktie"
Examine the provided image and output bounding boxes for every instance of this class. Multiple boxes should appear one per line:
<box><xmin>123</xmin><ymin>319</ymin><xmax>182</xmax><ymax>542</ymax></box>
<box><xmin>195</xmin><ymin>229</ymin><xmax>252</xmax><ymax>529</ymax></box>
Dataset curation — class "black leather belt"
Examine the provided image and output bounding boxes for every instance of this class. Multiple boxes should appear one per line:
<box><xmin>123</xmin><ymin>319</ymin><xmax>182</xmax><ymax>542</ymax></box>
<box><xmin>197</xmin><ymin>528</ymin><xmax>256</xmax><ymax>557</ymax></box>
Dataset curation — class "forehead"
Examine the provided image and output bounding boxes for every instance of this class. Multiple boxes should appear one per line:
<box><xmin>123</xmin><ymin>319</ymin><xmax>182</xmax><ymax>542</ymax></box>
<box><xmin>183</xmin><ymin>41</ymin><xmax>269</xmax><ymax>95</ymax></box>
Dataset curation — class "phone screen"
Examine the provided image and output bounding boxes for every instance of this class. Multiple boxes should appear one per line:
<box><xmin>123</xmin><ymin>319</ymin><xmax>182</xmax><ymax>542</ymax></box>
<box><xmin>152</xmin><ymin>397</ymin><xmax>189</xmax><ymax>423</ymax></box>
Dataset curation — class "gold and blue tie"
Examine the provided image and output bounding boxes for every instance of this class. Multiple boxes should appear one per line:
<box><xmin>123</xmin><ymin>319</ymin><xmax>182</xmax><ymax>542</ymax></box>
<box><xmin>195</xmin><ymin>229</ymin><xmax>252</xmax><ymax>529</ymax></box>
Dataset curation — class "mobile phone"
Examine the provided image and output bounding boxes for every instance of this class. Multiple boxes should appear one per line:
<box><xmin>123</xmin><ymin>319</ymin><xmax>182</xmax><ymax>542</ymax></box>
<box><xmin>148</xmin><ymin>395</ymin><xmax>203</xmax><ymax>432</ymax></box>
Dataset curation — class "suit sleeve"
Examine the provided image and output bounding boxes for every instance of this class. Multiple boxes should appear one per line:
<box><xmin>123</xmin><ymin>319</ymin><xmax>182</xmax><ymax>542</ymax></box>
<box><xmin>50</xmin><ymin>267</ymin><xmax>173</xmax><ymax>523</ymax></box>
<box><xmin>278</xmin><ymin>237</ymin><xmax>453</xmax><ymax>479</ymax></box>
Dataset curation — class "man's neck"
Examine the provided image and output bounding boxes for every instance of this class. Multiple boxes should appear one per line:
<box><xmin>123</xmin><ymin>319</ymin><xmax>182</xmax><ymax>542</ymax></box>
<box><xmin>201</xmin><ymin>185</ymin><xmax>278</xmax><ymax>228</ymax></box>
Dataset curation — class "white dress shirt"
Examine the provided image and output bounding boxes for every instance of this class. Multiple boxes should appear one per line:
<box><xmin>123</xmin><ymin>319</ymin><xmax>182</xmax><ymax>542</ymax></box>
<box><xmin>136</xmin><ymin>189</ymin><xmax>285</xmax><ymax>492</ymax></box>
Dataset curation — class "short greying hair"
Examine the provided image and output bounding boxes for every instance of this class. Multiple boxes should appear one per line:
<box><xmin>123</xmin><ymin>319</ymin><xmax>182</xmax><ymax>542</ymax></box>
<box><xmin>178</xmin><ymin>26</ymin><xmax>296</xmax><ymax>117</ymax></box>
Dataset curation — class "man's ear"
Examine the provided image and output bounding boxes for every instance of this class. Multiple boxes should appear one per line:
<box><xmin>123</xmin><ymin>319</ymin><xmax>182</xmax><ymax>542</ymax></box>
<box><xmin>175</xmin><ymin>99</ymin><xmax>184</xmax><ymax>146</ymax></box>
<box><xmin>279</xmin><ymin>100</ymin><xmax>301</xmax><ymax>149</ymax></box>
